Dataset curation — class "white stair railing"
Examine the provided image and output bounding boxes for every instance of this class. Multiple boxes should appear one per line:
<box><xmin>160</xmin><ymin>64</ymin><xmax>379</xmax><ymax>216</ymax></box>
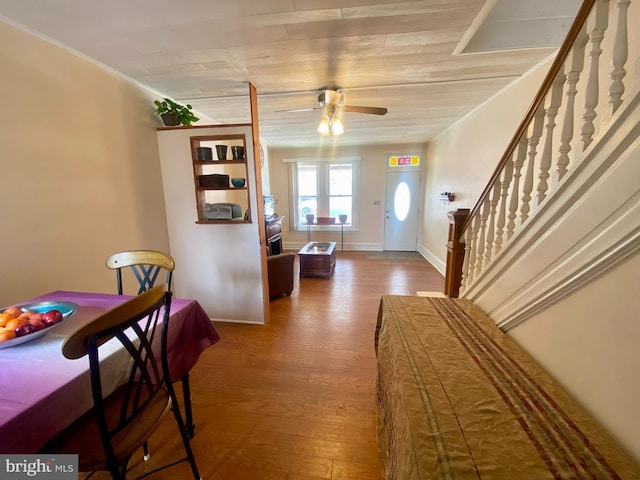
<box><xmin>458</xmin><ymin>0</ymin><xmax>637</xmax><ymax>300</ymax></box>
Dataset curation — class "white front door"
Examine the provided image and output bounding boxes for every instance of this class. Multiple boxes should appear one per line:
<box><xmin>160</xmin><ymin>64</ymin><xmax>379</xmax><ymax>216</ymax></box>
<box><xmin>383</xmin><ymin>171</ymin><xmax>421</xmax><ymax>251</ymax></box>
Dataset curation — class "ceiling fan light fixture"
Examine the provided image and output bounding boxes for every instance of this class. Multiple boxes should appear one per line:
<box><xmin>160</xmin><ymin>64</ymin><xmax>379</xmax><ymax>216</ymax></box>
<box><xmin>317</xmin><ymin>116</ymin><xmax>330</xmax><ymax>134</ymax></box>
<box><xmin>318</xmin><ymin>106</ymin><xmax>344</xmax><ymax>136</ymax></box>
<box><xmin>280</xmin><ymin>88</ymin><xmax>387</xmax><ymax>137</ymax></box>
<box><xmin>331</xmin><ymin>118</ymin><xmax>344</xmax><ymax>135</ymax></box>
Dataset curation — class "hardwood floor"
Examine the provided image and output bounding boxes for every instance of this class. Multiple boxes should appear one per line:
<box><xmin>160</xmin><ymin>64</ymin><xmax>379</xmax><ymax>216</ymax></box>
<box><xmin>111</xmin><ymin>251</ymin><xmax>444</xmax><ymax>479</ymax></box>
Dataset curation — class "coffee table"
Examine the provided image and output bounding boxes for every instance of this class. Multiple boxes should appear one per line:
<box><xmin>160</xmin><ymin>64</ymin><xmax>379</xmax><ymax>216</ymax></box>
<box><xmin>298</xmin><ymin>242</ymin><xmax>336</xmax><ymax>278</ymax></box>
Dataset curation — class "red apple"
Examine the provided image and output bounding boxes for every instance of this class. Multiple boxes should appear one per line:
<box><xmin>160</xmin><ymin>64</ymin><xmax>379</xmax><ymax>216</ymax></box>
<box><xmin>28</xmin><ymin>317</ymin><xmax>46</xmax><ymax>332</ymax></box>
<box><xmin>15</xmin><ymin>322</ymin><xmax>35</xmax><ymax>337</ymax></box>
<box><xmin>42</xmin><ymin>309</ymin><xmax>63</xmax><ymax>326</ymax></box>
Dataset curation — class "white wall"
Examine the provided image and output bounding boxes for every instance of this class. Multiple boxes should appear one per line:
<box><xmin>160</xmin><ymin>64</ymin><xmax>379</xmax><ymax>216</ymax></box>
<box><xmin>268</xmin><ymin>143</ymin><xmax>428</xmax><ymax>251</ymax></box>
<box><xmin>509</xmin><ymin>253</ymin><xmax>640</xmax><ymax>461</ymax></box>
<box><xmin>0</xmin><ymin>20</ymin><xmax>171</xmax><ymax>306</ymax></box>
<box><xmin>420</xmin><ymin>57</ymin><xmax>554</xmax><ymax>267</ymax></box>
<box><xmin>157</xmin><ymin>126</ymin><xmax>266</xmax><ymax>324</ymax></box>
<box><xmin>259</xmin><ymin>138</ymin><xmax>271</xmax><ymax>195</ymax></box>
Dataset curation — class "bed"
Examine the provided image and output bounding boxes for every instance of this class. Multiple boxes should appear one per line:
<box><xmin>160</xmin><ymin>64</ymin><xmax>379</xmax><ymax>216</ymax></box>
<box><xmin>375</xmin><ymin>295</ymin><xmax>640</xmax><ymax>479</ymax></box>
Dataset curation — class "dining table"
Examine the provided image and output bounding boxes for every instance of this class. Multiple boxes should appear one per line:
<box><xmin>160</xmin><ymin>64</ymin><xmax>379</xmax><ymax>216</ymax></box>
<box><xmin>0</xmin><ymin>290</ymin><xmax>220</xmax><ymax>454</ymax></box>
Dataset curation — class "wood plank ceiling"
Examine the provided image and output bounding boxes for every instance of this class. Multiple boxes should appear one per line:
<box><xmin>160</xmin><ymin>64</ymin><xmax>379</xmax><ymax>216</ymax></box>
<box><xmin>0</xmin><ymin>0</ymin><xmax>581</xmax><ymax>147</ymax></box>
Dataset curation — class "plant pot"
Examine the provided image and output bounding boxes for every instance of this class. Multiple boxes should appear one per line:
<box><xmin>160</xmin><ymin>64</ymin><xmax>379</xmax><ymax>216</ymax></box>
<box><xmin>196</xmin><ymin>147</ymin><xmax>213</xmax><ymax>161</ymax></box>
<box><xmin>231</xmin><ymin>145</ymin><xmax>245</xmax><ymax>160</ymax></box>
<box><xmin>216</xmin><ymin>145</ymin><xmax>228</xmax><ymax>161</ymax></box>
<box><xmin>160</xmin><ymin>113</ymin><xmax>180</xmax><ymax>126</ymax></box>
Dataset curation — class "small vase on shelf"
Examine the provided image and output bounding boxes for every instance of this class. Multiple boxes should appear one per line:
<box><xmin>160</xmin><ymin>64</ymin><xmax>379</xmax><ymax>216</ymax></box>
<box><xmin>215</xmin><ymin>145</ymin><xmax>228</xmax><ymax>161</ymax></box>
<box><xmin>231</xmin><ymin>146</ymin><xmax>245</xmax><ymax>160</ymax></box>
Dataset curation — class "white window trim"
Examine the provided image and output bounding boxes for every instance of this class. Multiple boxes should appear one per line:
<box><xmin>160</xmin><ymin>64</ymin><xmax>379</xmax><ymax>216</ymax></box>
<box><xmin>285</xmin><ymin>157</ymin><xmax>361</xmax><ymax>232</ymax></box>
<box><xmin>282</xmin><ymin>156</ymin><xmax>361</xmax><ymax>164</ymax></box>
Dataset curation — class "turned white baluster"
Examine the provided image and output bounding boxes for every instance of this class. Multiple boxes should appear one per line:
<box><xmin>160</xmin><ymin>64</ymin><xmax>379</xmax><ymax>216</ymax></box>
<box><xmin>495</xmin><ymin>154</ymin><xmax>514</xmax><ymax>254</ymax></box>
<box><xmin>557</xmin><ymin>26</ymin><xmax>588</xmax><ymax>181</ymax></box>
<box><xmin>484</xmin><ymin>182</ymin><xmax>501</xmax><ymax>266</ymax></box>
<box><xmin>476</xmin><ymin>198</ymin><xmax>491</xmax><ymax>273</ymax></box>
<box><xmin>537</xmin><ymin>73</ymin><xmax>565</xmax><ymax>205</ymax></box>
<box><xmin>520</xmin><ymin>107</ymin><xmax>545</xmax><ymax>224</ymax></box>
<box><xmin>507</xmin><ymin>136</ymin><xmax>528</xmax><ymax>239</ymax></box>
<box><xmin>466</xmin><ymin>214</ymin><xmax>482</xmax><ymax>284</ymax></box>
<box><xmin>609</xmin><ymin>0</ymin><xmax>630</xmax><ymax>114</ymax></box>
<box><xmin>460</xmin><ymin>226</ymin><xmax>473</xmax><ymax>293</ymax></box>
<box><xmin>581</xmin><ymin>0</ymin><xmax>609</xmax><ymax>150</ymax></box>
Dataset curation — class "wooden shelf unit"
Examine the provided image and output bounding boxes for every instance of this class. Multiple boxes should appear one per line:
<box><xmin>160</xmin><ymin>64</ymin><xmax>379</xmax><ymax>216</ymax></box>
<box><xmin>190</xmin><ymin>134</ymin><xmax>251</xmax><ymax>224</ymax></box>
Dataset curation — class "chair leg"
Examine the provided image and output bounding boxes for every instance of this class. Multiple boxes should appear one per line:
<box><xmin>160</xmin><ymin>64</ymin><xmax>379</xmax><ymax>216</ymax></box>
<box><xmin>143</xmin><ymin>441</ymin><xmax>150</xmax><ymax>461</ymax></box>
<box><xmin>170</xmin><ymin>398</ymin><xmax>201</xmax><ymax>480</ymax></box>
<box><xmin>107</xmin><ymin>458</ymin><xmax>127</xmax><ymax>480</ymax></box>
<box><xmin>181</xmin><ymin>373</ymin><xmax>195</xmax><ymax>438</ymax></box>
<box><xmin>117</xmin><ymin>462</ymin><xmax>127</xmax><ymax>480</ymax></box>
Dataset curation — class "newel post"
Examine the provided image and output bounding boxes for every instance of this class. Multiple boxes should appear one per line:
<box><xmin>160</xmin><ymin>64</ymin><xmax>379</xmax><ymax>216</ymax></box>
<box><xmin>445</xmin><ymin>208</ymin><xmax>470</xmax><ymax>298</ymax></box>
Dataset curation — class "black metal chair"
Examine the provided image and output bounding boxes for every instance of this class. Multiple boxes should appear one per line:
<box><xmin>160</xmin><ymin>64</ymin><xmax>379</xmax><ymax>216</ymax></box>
<box><xmin>40</xmin><ymin>285</ymin><xmax>201</xmax><ymax>480</ymax></box>
<box><xmin>105</xmin><ymin>250</ymin><xmax>195</xmax><ymax>439</ymax></box>
<box><xmin>105</xmin><ymin>250</ymin><xmax>175</xmax><ymax>295</ymax></box>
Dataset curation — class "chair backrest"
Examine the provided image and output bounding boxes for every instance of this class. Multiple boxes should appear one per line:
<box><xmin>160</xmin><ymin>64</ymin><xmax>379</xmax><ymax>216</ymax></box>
<box><xmin>62</xmin><ymin>285</ymin><xmax>174</xmax><ymax>468</ymax></box>
<box><xmin>105</xmin><ymin>250</ymin><xmax>175</xmax><ymax>295</ymax></box>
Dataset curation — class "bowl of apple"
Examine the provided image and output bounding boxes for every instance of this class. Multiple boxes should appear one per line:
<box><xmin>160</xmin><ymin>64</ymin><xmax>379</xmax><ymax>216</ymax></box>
<box><xmin>0</xmin><ymin>301</ymin><xmax>78</xmax><ymax>349</ymax></box>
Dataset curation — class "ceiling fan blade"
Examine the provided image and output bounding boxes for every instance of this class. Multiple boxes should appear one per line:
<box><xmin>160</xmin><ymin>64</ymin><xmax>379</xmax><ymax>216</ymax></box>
<box><xmin>343</xmin><ymin>105</ymin><xmax>388</xmax><ymax>115</ymax></box>
<box><xmin>275</xmin><ymin>107</ymin><xmax>321</xmax><ymax>113</ymax></box>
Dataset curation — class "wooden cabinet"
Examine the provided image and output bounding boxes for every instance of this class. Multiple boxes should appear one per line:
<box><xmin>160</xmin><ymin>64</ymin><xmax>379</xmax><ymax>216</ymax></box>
<box><xmin>190</xmin><ymin>134</ymin><xmax>251</xmax><ymax>224</ymax></box>
<box><xmin>265</xmin><ymin>216</ymin><xmax>284</xmax><ymax>255</ymax></box>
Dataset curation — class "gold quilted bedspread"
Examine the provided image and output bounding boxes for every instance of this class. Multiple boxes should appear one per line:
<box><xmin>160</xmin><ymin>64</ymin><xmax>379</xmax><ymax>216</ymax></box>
<box><xmin>375</xmin><ymin>295</ymin><xmax>639</xmax><ymax>479</ymax></box>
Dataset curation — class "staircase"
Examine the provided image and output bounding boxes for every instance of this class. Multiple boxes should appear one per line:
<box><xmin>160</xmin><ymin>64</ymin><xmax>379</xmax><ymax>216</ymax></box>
<box><xmin>448</xmin><ymin>0</ymin><xmax>640</xmax><ymax>331</ymax></box>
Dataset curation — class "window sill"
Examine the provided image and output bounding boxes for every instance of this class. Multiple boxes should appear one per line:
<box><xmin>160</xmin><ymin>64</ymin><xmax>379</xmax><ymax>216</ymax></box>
<box><xmin>296</xmin><ymin>225</ymin><xmax>357</xmax><ymax>232</ymax></box>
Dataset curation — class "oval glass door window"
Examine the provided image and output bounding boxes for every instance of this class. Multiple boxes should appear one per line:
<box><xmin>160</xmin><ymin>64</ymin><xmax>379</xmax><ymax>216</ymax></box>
<box><xmin>394</xmin><ymin>182</ymin><xmax>410</xmax><ymax>221</ymax></box>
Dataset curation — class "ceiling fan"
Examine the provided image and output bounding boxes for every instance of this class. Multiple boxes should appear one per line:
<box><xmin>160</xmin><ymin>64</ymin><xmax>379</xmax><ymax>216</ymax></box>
<box><xmin>277</xmin><ymin>88</ymin><xmax>387</xmax><ymax>136</ymax></box>
<box><xmin>277</xmin><ymin>88</ymin><xmax>388</xmax><ymax>116</ymax></box>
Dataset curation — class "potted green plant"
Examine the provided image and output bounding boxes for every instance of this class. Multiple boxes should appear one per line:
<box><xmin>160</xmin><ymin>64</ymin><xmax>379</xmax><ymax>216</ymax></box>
<box><xmin>154</xmin><ymin>98</ymin><xmax>199</xmax><ymax>126</ymax></box>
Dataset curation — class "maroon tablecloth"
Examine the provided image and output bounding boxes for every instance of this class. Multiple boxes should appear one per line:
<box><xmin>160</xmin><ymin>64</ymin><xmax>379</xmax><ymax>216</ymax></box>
<box><xmin>0</xmin><ymin>290</ymin><xmax>220</xmax><ymax>453</ymax></box>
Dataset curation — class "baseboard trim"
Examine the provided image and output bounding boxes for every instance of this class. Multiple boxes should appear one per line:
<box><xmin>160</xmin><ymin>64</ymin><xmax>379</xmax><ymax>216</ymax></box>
<box><xmin>212</xmin><ymin>317</ymin><xmax>265</xmax><ymax>325</ymax></box>
<box><xmin>418</xmin><ymin>245</ymin><xmax>446</xmax><ymax>275</ymax></box>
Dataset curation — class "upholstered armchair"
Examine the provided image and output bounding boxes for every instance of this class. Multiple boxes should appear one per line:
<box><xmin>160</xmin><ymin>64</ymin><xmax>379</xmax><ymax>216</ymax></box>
<box><xmin>267</xmin><ymin>253</ymin><xmax>295</xmax><ymax>299</ymax></box>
